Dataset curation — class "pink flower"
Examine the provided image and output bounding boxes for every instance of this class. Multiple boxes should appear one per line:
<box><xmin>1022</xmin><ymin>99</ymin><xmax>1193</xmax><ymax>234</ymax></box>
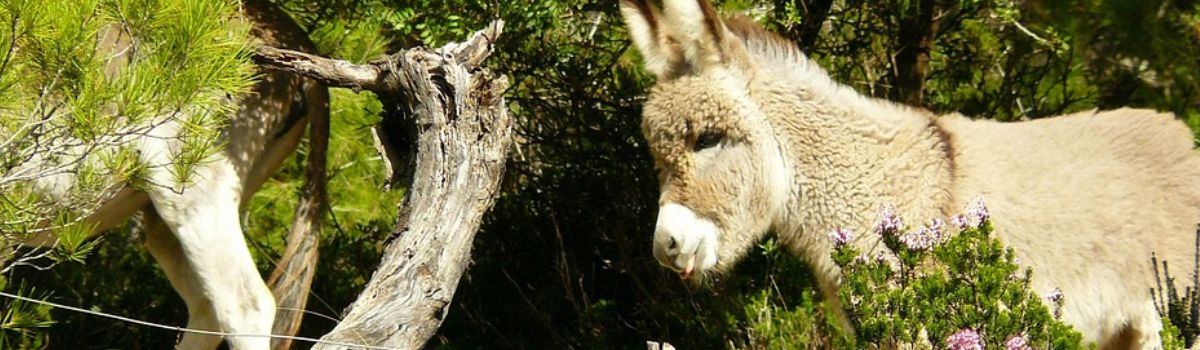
<box><xmin>945</xmin><ymin>328</ymin><xmax>984</xmax><ymax>350</ymax></box>
<box><xmin>828</xmin><ymin>228</ymin><xmax>853</xmax><ymax>248</ymax></box>
<box><xmin>1004</xmin><ymin>334</ymin><xmax>1031</xmax><ymax>350</ymax></box>
<box><xmin>875</xmin><ymin>205</ymin><xmax>903</xmax><ymax>235</ymax></box>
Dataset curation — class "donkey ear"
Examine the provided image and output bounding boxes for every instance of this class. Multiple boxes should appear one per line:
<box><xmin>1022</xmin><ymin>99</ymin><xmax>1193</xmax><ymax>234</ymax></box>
<box><xmin>620</xmin><ymin>0</ymin><xmax>684</xmax><ymax>77</ymax></box>
<box><xmin>660</xmin><ymin>0</ymin><xmax>734</xmax><ymax>69</ymax></box>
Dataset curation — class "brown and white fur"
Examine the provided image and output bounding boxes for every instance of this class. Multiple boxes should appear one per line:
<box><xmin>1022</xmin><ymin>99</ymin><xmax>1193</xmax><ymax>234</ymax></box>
<box><xmin>620</xmin><ymin>0</ymin><xmax>1200</xmax><ymax>348</ymax></box>
<box><xmin>12</xmin><ymin>1</ymin><xmax>327</xmax><ymax>349</ymax></box>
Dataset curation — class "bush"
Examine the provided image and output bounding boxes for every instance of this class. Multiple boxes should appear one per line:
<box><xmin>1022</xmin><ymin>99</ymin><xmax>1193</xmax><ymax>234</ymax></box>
<box><xmin>831</xmin><ymin>200</ymin><xmax>1086</xmax><ymax>349</ymax></box>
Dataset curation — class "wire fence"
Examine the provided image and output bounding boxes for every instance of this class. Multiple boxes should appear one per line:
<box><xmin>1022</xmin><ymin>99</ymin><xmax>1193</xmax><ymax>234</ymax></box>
<box><xmin>0</xmin><ymin>291</ymin><xmax>397</xmax><ymax>350</ymax></box>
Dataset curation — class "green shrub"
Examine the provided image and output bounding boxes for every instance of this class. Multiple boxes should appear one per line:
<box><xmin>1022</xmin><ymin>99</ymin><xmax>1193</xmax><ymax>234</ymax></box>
<box><xmin>831</xmin><ymin>200</ymin><xmax>1086</xmax><ymax>349</ymax></box>
<box><xmin>1150</xmin><ymin>227</ymin><xmax>1200</xmax><ymax>349</ymax></box>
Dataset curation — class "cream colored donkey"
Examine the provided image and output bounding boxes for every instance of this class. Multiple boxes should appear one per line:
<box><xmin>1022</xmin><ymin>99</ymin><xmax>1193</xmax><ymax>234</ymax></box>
<box><xmin>620</xmin><ymin>0</ymin><xmax>1200</xmax><ymax>348</ymax></box>
<box><xmin>9</xmin><ymin>1</ymin><xmax>327</xmax><ymax>349</ymax></box>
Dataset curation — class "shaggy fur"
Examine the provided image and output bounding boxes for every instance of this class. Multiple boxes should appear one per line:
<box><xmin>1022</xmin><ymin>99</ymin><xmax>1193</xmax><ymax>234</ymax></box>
<box><xmin>621</xmin><ymin>0</ymin><xmax>1200</xmax><ymax>348</ymax></box>
<box><xmin>14</xmin><ymin>1</ymin><xmax>327</xmax><ymax>349</ymax></box>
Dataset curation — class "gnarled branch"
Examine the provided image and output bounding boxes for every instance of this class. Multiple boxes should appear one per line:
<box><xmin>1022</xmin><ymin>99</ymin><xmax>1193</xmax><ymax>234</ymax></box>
<box><xmin>255</xmin><ymin>20</ymin><xmax>509</xmax><ymax>349</ymax></box>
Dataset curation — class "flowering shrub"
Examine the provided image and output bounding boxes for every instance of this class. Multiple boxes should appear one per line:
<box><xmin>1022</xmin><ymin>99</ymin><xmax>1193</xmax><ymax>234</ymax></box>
<box><xmin>831</xmin><ymin>199</ymin><xmax>1087</xmax><ymax>349</ymax></box>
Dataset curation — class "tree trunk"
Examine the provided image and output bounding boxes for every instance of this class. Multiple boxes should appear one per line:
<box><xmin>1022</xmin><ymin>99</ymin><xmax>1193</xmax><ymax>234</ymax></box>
<box><xmin>892</xmin><ymin>0</ymin><xmax>942</xmax><ymax>106</ymax></box>
<box><xmin>253</xmin><ymin>21</ymin><xmax>510</xmax><ymax>349</ymax></box>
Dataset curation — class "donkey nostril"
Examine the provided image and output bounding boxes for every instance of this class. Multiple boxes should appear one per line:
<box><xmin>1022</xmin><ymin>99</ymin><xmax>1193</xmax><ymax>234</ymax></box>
<box><xmin>668</xmin><ymin>237</ymin><xmax>678</xmax><ymax>250</ymax></box>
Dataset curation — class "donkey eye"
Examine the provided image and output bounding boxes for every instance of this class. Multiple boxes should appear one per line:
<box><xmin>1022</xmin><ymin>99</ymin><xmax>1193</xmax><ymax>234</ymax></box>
<box><xmin>694</xmin><ymin>132</ymin><xmax>722</xmax><ymax>151</ymax></box>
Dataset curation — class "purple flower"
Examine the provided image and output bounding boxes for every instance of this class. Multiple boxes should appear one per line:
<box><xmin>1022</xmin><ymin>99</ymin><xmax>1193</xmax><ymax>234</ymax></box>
<box><xmin>854</xmin><ymin>254</ymin><xmax>869</xmax><ymax>264</ymax></box>
<box><xmin>945</xmin><ymin>328</ymin><xmax>984</xmax><ymax>350</ymax></box>
<box><xmin>875</xmin><ymin>205</ymin><xmax>903</xmax><ymax>235</ymax></box>
<box><xmin>1046</xmin><ymin>287</ymin><xmax>1063</xmax><ymax>303</ymax></box>
<box><xmin>828</xmin><ymin>228</ymin><xmax>853</xmax><ymax>248</ymax></box>
<box><xmin>899</xmin><ymin>229</ymin><xmax>934</xmax><ymax>251</ymax></box>
<box><xmin>951</xmin><ymin>214</ymin><xmax>969</xmax><ymax>230</ymax></box>
<box><xmin>928</xmin><ymin>218</ymin><xmax>947</xmax><ymax>243</ymax></box>
<box><xmin>1004</xmin><ymin>334</ymin><xmax>1031</xmax><ymax>350</ymax></box>
<box><xmin>898</xmin><ymin>219</ymin><xmax>948</xmax><ymax>251</ymax></box>
<box><xmin>1046</xmin><ymin>287</ymin><xmax>1066</xmax><ymax>319</ymax></box>
<box><xmin>966</xmin><ymin>196</ymin><xmax>990</xmax><ymax>227</ymax></box>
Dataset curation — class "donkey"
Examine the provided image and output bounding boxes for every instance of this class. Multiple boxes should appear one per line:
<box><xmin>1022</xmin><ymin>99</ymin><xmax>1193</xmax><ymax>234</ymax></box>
<box><xmin>620</xmin><ymin>0</ymin><xmax>1200</xmax><ymax>348</ymax></box>
<box><xmin>8</xmin><ymin>1</ymin><xmax>327</xmax><ymax>349</ymax></box>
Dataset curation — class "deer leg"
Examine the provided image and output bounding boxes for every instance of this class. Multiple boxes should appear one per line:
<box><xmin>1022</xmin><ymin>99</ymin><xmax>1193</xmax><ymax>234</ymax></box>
<box><xmin>144</xmin><ymin>163</ymin><xmax>275</xmax><ymax>350</ymax></box>
<box><xmin>142</xmin><ymin>206</ymin><xmax>223</xmax><ymax>349</ymax></box>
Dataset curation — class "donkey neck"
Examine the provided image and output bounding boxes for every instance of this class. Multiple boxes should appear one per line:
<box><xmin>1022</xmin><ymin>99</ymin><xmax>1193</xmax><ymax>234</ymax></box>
<box><xmin>751</xmin><ymin>66</ymin><xmax>956</xmax><ymax>252</ymax></box>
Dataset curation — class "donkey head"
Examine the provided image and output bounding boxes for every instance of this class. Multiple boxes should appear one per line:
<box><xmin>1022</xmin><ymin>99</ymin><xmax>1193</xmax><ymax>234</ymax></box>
<box><xmin>622</xmin><ymin>0</ymin><xmax>791</xmax><ymax>279</ymax></box>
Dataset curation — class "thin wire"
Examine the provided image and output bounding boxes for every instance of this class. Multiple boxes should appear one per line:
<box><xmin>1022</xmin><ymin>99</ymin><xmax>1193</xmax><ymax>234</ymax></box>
<box><xmin>275</xmin><ymin>306</ymin><xmax>343</xmax><ymax>324</ymax></box>
<box><xmin>0</xmin><ymin>291</ymin><xmax>397</xmax><ymax>350</ymax></box>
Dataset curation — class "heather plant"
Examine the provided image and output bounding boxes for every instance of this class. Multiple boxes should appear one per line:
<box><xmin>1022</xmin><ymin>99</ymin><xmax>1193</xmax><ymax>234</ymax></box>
<box><xmin>832</xmin><ymin>199</ymin><xmax>1087</xmax><ymax>349</ymax></box>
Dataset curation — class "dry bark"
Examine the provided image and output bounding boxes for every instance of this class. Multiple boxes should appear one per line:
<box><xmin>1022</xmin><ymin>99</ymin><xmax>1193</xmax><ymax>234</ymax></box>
<box><xmin>254</xmin><ymin>21</ymin><xmax>510</xmax><ymax>349</ymax></box>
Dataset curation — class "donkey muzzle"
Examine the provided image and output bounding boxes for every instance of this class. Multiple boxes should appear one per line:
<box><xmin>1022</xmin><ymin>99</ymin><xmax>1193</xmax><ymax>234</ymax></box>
<box><xmin>653</xmin><ymin>203</ymin><xmax>719</xmax><ymax>278</ymax></box>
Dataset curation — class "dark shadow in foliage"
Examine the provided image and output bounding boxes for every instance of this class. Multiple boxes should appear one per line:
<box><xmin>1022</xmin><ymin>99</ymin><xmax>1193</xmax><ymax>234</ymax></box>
<box><xmin>8</xmin><ymin>223</ymin><xmax>184</xmax><ymax>349</ymax></box>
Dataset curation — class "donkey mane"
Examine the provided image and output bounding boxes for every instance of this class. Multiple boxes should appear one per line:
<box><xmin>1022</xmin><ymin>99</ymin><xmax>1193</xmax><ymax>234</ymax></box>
<box><xmin>722</xmin><ymin>15</ymin><xmax>929</xmax><ymax>126</ymax></box>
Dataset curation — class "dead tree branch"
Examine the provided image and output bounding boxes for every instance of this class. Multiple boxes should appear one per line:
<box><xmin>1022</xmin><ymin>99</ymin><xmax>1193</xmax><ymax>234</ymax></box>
<box><xmin>254</xmin><ymin>20</ymin><xmax>510</xmax><ymax>349</ymax></box>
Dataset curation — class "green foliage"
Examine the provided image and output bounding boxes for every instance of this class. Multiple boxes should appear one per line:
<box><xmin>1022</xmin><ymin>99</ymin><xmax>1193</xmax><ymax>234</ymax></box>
<box><xmin>0</xmin><ymin>0</ymin><xmax>254</xmax><ymax>343</ymax></box>
<box><xmin>834</xmin><ymin>215</ymin><xmax>1086</xmax><ymax>349</ymax></box>
<box><xmin>6</xmin><ymin>227</ymin><xmax>182</xmax><ymax>348</ymax></box>
<box><xmin>0</xmin><ymin>0</ymin><xmax>254</xmax><ymax>268</ymax></box>
<box><xmin>1163</xmin><ymin>317</ymin><xmax>1189</xmax><ymax>350</ymax></box>
<box><xmin>0</xmin><ymin>283</ymin><xmax>52</xmax><ymax>349</ymax></box>
<box><xmin>735</xmin><ymin>239</ymin><xmax>846</xmax><ymax>349</ymax></box>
